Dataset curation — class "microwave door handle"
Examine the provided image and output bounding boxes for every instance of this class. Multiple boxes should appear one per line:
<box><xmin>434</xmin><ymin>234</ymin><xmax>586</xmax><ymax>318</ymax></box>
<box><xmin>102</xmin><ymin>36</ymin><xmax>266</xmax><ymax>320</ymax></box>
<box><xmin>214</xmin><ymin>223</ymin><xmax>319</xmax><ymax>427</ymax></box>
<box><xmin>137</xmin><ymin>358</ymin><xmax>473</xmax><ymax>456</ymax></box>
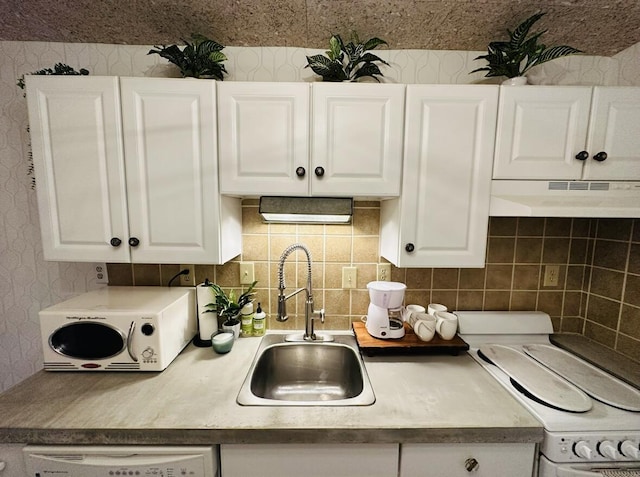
<box><xmin>127</xmin><ymin>321</ymin><xmax>138</xmax><ymax>362</ymax></box>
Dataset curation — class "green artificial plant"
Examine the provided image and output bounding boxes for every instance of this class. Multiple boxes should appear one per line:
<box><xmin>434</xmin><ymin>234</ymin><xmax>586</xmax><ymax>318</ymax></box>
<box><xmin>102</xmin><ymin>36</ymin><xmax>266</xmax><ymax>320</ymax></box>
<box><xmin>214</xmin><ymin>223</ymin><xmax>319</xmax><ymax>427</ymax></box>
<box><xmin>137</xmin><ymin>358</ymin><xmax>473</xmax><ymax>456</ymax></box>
<box><xmin>306</xmin><ymin>32</ymin><xmax>389</xmax><ymax>82</ymax></box>
<box><xmin>471</xmin><ymin>12</ymin><xmax>582</xmax><ymax>79</ymax></box>
<box><xmin>148</xmin><ymin>34</ymin><xmax>227</xmax><ymax>80</ymax></box>
<box><xmin>205</xmin><ymin>281</ymin><xmax>257</xmax><ymax>326</ymax></box>
<box><xmin>17</xmin><ymin>63</ymin><xmax>89</xmax><ymax>89</ymax></box>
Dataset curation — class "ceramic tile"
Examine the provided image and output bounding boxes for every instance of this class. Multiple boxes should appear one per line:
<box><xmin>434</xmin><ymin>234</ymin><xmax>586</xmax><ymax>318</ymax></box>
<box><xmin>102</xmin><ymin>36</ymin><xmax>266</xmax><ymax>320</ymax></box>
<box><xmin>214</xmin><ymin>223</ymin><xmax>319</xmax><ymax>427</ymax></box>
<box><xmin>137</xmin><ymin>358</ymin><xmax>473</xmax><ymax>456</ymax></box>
<box><xmin>592</xmin><ymin>239</ymin><xmax>630</xmax><ymax>271</ymax></box>
<box><xmin>515</xmin><ymin>238</ymin><xmax>543</xmax><ymax>263</ymax></box>
<box><xmin>584</xmin><ymin>320</ymin><xmax>617</xmax><ymax>348</ymax></box>
<box><xmin>590</xmin><ymin>267</ymin><xmax>625</xmax><ymax>301</ymax></box>
<box><xmin>538</xmin><ymin>291</ymin><xmax>564</xmax><ymax>317</ymax></box>
<box><xmin>616</xmin><ymin>335</ymin><xmax>640</xmax><ymax>363</ymax></box>
<box><xmin>542</xmin><ymin>238</ymin><xmax>570</xmax><ymax>264</ymax></box>
<box><xmin>511</xmin><ymin>291</ymin><xmax>538</xmax><ymax>311</ymax></box>
<box><xmin>132</xmin><ymin>264</ymin><xmax>161</xmax><ymax>286</ymax></box>
<box><xmin>513</xmin><ymin>265</ymin><xmax>540</xmax><ymax>291</ymax></box>
<box><xmin>459</xmin><ymin>268</ymin><xmax>486</xmax><ymax>290</ymax></box>
<box><xmin>489</xmin><ymin>217</ymin><xmax>517</xmax><ymax>237</ymax></box>
<box><xmin>586</xmin><ymin>295</ymin><xmax>621</xmax><ymax>330</ymax></box>
<box><xmin>620</xmin><ymin>305</ymin><xmax>640</xmax><ymax>340</ymax></box>
<box><xmin>485</xmin><ymin>265</ymin><xmax>512</xmax><ymax>290</ymax></box>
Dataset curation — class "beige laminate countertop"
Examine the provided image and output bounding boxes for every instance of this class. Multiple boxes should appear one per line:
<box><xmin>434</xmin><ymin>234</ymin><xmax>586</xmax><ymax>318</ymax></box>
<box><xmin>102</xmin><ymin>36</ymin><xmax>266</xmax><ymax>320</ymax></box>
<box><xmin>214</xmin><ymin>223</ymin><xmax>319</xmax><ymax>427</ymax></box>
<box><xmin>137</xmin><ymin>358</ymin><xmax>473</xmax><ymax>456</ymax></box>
<box><xmin>0</xmin><ymin>332</ymin><xmax>542</xmax><ymax>446</ymax></box>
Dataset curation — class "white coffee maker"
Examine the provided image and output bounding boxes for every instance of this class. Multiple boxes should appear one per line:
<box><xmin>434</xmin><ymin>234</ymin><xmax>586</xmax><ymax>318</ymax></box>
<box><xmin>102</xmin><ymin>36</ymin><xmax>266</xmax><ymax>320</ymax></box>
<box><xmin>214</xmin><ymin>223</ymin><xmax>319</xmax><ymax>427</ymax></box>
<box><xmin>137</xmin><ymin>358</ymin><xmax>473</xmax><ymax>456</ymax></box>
<box><xmin>365</xmin><ymin>281</ymin><xmax>407</xmax><ymax>339</ymax></box>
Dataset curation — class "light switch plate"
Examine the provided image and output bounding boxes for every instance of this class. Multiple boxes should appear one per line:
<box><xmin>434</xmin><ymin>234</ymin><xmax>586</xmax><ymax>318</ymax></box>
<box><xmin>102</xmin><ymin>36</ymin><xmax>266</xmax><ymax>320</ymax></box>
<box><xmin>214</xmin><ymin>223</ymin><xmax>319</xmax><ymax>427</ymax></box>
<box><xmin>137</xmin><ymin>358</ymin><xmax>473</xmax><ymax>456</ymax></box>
<box><xmin>342</xmin><ymin>266</ymin><xmax>357</xmax><ymax>289</ymax></box>
<box><xmin>239</xmin><ymin>262</ymin><xmax>255</xmax><ymax>285</ymax></box>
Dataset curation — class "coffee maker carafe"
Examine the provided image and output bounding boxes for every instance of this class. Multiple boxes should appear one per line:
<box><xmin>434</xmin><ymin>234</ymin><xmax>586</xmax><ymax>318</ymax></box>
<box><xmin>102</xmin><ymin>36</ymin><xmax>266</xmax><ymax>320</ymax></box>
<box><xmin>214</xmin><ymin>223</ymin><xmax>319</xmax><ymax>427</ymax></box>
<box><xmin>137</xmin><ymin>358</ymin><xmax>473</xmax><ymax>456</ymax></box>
<box><xmin>365</xmin><ymin>281</ymin><xmax>406</xmax><ymax>339</ymax></box>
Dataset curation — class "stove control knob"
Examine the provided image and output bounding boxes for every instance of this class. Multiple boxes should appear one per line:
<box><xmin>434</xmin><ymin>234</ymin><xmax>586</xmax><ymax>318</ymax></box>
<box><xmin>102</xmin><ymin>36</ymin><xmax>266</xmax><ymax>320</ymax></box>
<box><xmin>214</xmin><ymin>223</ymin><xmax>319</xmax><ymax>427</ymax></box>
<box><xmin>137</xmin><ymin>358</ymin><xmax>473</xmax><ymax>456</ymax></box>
<box><xmin>620</xmin><ymin>440</ymin><xmax>640</xmax><ymax>459</ymax></box>
<box><xmin>598</xmin><ymin>440</ymin><xmax>618</xmax><ymax>460</ymax></box>
<box><xmin>573</xmin><ymin>441</ymin><xmax>594</xmax><ymax>459</ymax></box>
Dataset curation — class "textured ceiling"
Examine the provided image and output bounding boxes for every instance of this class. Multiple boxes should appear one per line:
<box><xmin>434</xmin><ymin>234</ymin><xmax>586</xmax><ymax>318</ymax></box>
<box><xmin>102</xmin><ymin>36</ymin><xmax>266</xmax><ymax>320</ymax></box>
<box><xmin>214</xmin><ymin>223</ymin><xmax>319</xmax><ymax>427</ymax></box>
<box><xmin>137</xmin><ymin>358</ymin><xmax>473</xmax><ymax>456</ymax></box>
<box><xmin>1</xmin><ymin>0</ymin><xmax>639</xmax><ymax>57</ymax></box>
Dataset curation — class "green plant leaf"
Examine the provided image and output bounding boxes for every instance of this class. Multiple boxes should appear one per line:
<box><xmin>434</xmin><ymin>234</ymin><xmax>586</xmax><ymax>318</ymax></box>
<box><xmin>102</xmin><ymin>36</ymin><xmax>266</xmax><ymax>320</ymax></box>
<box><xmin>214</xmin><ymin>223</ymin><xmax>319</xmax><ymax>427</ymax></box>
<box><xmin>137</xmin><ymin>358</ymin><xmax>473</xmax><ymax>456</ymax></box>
<box><xmin>509</xmin><ymin>12</ymin><xmax>545</xmax><ymax>48</ymax></box>
<box><xmin>362</xmin><ymin>37</ymin><xmax>388</xmax><ymax>51</ymax></box>
<box><xmin>353</xmin><ymin>52</ymin><xmax>389</xmax><ymax>67</ymax></box>
<box><xmin>305</xmin><ymin>55</ymin><xmax>348</xmax><ymax>81</ymax></box>
<box><xmin>352</xmin><ymin>63</ymin><xmax>383</xmax><ymax>81</ymax></box>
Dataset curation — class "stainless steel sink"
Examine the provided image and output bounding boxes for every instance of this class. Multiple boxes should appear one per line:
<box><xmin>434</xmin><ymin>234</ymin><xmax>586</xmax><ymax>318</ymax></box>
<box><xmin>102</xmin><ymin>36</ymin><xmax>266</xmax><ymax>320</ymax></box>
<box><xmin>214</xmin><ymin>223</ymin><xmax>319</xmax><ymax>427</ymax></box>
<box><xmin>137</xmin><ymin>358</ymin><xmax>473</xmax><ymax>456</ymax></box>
<box><xmin>237</xmin><ymin>333</ymin><xmax>375</xmax><ymax>406</ymax></box>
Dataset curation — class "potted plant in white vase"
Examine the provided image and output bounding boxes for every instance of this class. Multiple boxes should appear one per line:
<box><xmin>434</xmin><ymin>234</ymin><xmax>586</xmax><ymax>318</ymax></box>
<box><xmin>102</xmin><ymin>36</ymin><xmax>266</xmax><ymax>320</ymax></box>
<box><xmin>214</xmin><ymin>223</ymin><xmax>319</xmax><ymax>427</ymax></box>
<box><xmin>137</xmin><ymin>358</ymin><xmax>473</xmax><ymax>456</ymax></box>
<box><xmin>205</xmin><ymin>281</ymin><xmax>257</xmax><ymax>339</ymax></box>
<box><xmin>470</xmin><ymin>12</ymin><xmax>582</xmax><ymax>85</ymax></box>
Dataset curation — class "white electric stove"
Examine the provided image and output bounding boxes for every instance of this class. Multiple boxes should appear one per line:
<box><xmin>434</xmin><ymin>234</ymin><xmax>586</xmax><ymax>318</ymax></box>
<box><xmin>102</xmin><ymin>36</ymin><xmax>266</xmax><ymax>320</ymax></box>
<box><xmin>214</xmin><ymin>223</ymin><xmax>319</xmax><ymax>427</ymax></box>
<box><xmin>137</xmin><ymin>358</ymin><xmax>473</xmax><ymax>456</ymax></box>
<box><xmin>457</xmin><ymin>311</ymin><xmax>640</xmax><ymax>477</ymax></box>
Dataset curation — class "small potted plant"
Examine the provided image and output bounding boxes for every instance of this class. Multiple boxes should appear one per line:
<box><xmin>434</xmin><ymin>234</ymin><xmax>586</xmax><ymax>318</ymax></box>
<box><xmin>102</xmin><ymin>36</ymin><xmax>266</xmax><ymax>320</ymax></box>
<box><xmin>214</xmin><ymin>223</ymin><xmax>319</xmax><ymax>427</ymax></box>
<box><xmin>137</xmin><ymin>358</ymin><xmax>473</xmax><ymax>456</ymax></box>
<box><xmin>205</xmin><ymin>281</ymin><xmax>257</xmax><ymax>338</ymax></box>
<box><xmin>470</xmin><ymin>12</ymin><xmax>582</xmax><ymax>84</ymax></box>
<box><xmin>148</xmin><ymin>34</ymin><xmax>228</xmax><ymax>80</ymax></box>
<box><xmin>306</xmin><ymin>32</ymin><xmax>389</xmax><ymax>82</ymax></box>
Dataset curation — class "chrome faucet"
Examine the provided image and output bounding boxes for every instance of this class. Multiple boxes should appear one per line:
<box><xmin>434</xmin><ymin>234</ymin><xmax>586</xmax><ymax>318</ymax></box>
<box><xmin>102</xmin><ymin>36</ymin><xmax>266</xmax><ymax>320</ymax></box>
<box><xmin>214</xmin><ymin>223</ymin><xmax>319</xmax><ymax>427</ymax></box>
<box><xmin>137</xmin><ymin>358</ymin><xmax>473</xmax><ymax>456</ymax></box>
<box><xmin>276</xmin><ymin>243</ymin><xmax>328</xmax><ymax>341</ymax></box>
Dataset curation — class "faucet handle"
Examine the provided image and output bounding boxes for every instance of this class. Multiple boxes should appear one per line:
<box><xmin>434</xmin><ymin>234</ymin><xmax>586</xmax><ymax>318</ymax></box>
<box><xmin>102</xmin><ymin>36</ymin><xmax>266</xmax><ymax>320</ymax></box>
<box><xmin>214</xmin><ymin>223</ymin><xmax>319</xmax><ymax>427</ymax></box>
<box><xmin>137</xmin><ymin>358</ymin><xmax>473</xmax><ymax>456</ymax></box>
<box><xmin>316</xmin><ymin>308</ymin><xmax>325</xmax><ymax>324</ymax></box>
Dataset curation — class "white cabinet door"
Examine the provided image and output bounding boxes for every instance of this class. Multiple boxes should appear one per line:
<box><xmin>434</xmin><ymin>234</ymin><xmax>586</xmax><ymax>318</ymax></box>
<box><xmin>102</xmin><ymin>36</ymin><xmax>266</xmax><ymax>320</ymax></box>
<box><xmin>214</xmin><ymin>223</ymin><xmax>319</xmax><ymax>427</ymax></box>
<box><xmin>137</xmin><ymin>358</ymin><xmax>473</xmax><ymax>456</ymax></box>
<box><xmin>121</xmin><ymin>77</ymin><xmax>240</xmax><ymax>264</ymax></box>
<box><xmin>492</xmin><ymin>86</ymin><xmax>592</xmax><ymax>180</ymax></box>
<box><xmin>221</xmin><ymin>444</ymin><xmax>399</xmax><ymax>477</ymax></box>
<box><xmin>217</xmin><ymin>82</ymin><xmax>310</xmax><ymax>196</ymax></box>
<box><xmin>311</xmin><ymin>83</ymin><xmax>405</xmax><ymax>197</ymax></box>
<box><xmin>381</xmin><ymin>85</ymin><xmax>498</xmax><ymax>268</ymax></box>
<box><xmin>26</xmin><ymin>76</ymin><xmax>130</xmax><ymax>262</ymax></box>
<box><xmin>583</xmin><ymin>86</ymin><xmax>640</xmax><ymax>180</ymax></box>
<box><xmin>0</xmin><ymin>444</ymin><xmax>27</xmax><ymax>476</ymax></box>
<box><xmin>400</xmin><ymin>443</ymin><xmax>535</xmax><ymax>477</ymax></box>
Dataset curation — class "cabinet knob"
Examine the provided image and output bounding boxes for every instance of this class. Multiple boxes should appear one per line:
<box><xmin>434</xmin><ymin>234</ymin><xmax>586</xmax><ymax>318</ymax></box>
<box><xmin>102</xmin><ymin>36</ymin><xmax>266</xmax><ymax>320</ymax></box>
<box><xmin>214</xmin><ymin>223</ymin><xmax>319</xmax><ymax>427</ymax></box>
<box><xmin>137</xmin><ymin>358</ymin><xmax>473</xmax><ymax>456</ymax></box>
<box><xmin>296</xmin><ymin>167</ymin><xmax>306</xmax><ymax>177</ymax></box>
<box><xmin>465</xmin><ymin>458</ymin><xmax>479</xmax><ymax>472</ymax></box>
<box><xmin>575</xmin><ymin>151</ymin><xmax>589</xmax><ymax>161</ymax></box>
<box><xmin>110</xmin><ymin>237</ymin><xmax>122</xmax><ymax>247</ymax></box>
<box><xmin>405</xmin><ymin>243</ymin><xmax>415</xmax><ymax>253</ymax></box>
<box><xmin>593</xmin><ymin>151</ymin><xmax>608</xmax><ymax>162</ymax></box>
<box><xmin>314</xmin><ymin>166</ymin><xmax>325</xmax><ymax>177</ymax></box>
<box><xmin>128</xmin><ymin>237</ymin><xmax>140</xmax><ymax>247</ymax></box>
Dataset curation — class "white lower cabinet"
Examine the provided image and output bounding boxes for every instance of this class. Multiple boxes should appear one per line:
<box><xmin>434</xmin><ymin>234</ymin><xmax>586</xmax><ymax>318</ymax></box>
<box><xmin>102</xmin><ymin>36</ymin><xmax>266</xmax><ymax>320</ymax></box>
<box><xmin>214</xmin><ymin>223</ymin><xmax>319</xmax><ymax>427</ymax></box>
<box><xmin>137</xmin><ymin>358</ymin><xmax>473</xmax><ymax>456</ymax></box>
<box><xmin>0</xmin><ymin>444</ymin><xmax>27</xmax><ymax>476</ymax></box>
<box><xmin>380</xmin><ymin>85</ymin><xmax>498</xmax><ymax>268</ymax></box>
<box><xmin>220</xmin><ymin>443</ymin><xmax>399</xmax><ymax>477</ymax></box>
<box><xmin>400</xmin><ymin>443</ymin><xmax>535</xmax><ymax>477</ymax></box>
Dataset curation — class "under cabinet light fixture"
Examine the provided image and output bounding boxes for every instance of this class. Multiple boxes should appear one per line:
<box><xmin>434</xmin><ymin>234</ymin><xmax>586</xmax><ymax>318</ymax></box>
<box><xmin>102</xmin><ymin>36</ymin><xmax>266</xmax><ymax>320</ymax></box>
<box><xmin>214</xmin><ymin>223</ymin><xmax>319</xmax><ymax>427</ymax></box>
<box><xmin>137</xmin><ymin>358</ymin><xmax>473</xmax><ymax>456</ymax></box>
<box><xmin>259</xmin><ymin>196</ymin><xmax>353</xmax><ymax>224</ymax></box>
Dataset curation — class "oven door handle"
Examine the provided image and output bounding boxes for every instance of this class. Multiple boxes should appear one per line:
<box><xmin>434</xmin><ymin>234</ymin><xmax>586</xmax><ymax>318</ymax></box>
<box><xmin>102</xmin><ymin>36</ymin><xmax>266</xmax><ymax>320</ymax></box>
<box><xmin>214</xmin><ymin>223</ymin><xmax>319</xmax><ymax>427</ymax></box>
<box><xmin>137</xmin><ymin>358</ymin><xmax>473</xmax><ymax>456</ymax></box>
<box><xmin>127</xmin><ymin>321</ymin><xmax>138</xmax><ymax>362</ymax></box>
<box><xmin>557</xmin><ymin>467</ymin><xmax>608</xmax><ymax>477</ymax></box>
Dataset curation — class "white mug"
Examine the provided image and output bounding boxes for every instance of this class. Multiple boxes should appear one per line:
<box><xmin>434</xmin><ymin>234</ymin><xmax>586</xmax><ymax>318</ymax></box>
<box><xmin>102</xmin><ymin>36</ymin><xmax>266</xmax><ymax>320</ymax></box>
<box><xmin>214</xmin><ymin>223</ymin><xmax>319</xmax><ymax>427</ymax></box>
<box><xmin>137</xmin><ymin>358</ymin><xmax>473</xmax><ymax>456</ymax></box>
<box><xmin>412</xmin><ymin>313</ymin><xmax>436</xmax><ymax>342</ymax></box>
<box><xmin>402</xmin><ymin>304</ymin><xmax>426</xmax><ymax>325</ymax></box>
<box><xmin>428</xmin><ymin>303</ymin><xmax>448</xmax><ymax>316</ymax></box>
<box><xmin>434</xmin><ymin>311</ymin><xmax>458</xmax><ymax>340</ymax></box>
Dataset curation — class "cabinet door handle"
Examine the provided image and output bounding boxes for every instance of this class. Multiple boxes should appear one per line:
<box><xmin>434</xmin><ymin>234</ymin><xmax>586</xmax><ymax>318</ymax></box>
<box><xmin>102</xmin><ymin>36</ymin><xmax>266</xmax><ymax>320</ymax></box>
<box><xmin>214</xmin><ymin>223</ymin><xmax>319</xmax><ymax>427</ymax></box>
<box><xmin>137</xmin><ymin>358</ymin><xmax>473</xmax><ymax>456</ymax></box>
<box><xmin>110</xmin><ymin>237</ymin><xmax>122</xmax><ymax>247</ymax></box>
<box><xmin>405</xmin><ymin>243</ymin><xmax>415</xmax><ymax>253</ymax></box>
<box><xmin>465</xmin><ymin>458</ymin><xmax>479</xmax><ymax>472</ymax></box>
<box><xmin>296</xmin><ymin>166</ymin><xmax>306</xmax><ymax>177</ymax></box>
<box><xmin>593</xmin><ymin>151</ymin><xmax>608</xmax><ymax>162</ymax></box>
<box><xmin>128</xmin><ymin>237</ymin><xmax>140</xmax><ymax>247</ymax></box>
<box><xmin>314</xmin><ymin>166</ymin><xmax>325</xmax><ymax>177</ymax></box>
<box><xmin>575</xmin><ymin>151</ymin><xmax>589</xmax><ymax>161</ymax></box>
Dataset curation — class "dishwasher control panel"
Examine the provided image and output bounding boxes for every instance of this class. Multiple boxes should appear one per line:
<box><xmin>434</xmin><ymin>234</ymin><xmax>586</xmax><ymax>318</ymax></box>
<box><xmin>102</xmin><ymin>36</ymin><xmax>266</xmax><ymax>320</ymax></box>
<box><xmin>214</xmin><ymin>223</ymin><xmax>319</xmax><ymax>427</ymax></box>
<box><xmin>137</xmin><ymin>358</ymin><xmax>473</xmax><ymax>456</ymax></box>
<box><xmin>24</xmin><ymin>445</ymin><xmax>217</xmax><ymax>477</ymax></box>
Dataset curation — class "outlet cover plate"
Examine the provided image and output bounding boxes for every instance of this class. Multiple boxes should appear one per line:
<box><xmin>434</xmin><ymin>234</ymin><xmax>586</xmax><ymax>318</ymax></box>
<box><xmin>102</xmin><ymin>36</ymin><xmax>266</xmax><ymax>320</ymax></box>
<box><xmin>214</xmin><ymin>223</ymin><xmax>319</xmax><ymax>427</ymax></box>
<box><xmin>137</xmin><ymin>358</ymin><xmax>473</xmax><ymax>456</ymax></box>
<box><xmin>377</xmin><ymin>263</ymin><xmax>391</xmax><ymax>281</ymax></box>
<box><xmin>180</xmin><ymin>264</ymin><xmax>195</xmax><ymax>287</ymax></box>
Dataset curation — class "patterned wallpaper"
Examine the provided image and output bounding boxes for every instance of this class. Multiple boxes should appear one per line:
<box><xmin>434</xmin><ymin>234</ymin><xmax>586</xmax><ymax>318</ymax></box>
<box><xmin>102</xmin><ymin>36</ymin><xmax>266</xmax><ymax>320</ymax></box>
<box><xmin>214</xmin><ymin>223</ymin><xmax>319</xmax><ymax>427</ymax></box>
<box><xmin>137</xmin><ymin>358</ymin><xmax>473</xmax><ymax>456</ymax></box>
<box><xmin>0</xmin><ymin>39</ymin><xmax>637</xmax><ymax>392</ymax></box>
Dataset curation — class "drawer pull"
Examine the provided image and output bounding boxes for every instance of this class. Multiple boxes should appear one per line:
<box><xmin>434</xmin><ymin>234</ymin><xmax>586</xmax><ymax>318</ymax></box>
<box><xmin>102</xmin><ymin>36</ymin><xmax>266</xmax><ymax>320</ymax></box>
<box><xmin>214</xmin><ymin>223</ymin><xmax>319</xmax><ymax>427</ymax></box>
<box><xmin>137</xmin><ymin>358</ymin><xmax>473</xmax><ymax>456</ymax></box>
<box><xmin>465</xmin><ymin>458</ymin><xmax>479</xmax><ymax>472</ymax></box>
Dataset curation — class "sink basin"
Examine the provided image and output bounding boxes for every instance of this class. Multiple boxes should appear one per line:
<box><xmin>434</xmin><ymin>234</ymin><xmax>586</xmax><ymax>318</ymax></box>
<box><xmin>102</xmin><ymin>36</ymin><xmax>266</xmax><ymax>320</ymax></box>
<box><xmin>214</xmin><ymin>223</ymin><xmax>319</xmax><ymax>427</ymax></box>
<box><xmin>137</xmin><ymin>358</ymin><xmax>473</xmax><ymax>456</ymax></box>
<box><xmin>237</xmin><ymin>333</ymin><xmax>375</xmax><ymax>406</ymax></box>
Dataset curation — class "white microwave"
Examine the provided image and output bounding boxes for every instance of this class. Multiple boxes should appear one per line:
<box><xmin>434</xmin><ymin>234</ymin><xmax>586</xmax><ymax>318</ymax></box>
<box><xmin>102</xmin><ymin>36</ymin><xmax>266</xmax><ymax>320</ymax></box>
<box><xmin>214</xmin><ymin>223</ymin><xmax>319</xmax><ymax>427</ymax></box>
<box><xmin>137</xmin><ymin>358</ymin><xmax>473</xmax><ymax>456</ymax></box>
<box><xmin>38</xmin><ymin>286</ymin><xmax>196</xmax><ymax>371</ymax></box>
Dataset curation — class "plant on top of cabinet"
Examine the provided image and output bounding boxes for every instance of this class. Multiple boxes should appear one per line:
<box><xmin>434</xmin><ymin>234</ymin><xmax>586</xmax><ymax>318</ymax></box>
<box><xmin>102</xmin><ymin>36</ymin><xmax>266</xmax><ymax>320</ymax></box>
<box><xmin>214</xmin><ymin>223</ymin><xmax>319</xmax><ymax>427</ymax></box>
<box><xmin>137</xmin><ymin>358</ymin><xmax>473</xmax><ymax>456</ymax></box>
<box><xmin>17</xmin><ymin>63</ymin><xmax>89</xmax><ymax>90</ymax></box>
<box><xmin>470</xmin><ymin>12</ymin><xmax>581</xmax><ymax>82</ymax></box>
<box><xmin>305</xmin><ymin>32</ymin><xmax>389</xmax><ymax>82</ymax></box>
<box><xmin>148</xmin><ymin>34</ymin><xmax>227</xmax><ymax>80</ymax></box>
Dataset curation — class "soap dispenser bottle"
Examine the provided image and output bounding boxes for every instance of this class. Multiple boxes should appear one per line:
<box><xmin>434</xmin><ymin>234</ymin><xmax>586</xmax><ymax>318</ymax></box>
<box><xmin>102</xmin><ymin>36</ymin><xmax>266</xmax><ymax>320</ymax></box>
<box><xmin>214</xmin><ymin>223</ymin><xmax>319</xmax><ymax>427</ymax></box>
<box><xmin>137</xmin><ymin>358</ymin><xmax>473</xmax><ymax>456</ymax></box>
<box><xmin>253</xmin><ymin>302</ymin><xmax>266</xmax><ymax>336</ymax></box>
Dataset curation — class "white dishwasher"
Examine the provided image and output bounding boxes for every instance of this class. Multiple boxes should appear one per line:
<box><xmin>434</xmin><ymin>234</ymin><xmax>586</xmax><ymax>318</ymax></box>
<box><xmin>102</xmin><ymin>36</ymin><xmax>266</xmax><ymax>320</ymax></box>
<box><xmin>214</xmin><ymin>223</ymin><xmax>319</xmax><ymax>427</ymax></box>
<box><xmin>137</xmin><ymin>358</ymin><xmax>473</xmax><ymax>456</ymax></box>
<box><xmin>23</xmin><ymin>445</ymin><xmax>217</xmax><ymax>477</ymax></box>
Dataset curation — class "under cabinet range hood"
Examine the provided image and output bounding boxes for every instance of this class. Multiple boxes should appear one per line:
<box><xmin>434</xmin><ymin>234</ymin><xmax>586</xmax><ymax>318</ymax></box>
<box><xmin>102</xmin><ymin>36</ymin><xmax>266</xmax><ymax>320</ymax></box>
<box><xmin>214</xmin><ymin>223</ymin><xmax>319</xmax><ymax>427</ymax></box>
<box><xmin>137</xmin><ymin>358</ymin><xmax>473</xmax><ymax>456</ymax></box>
<box><xmin>259</xmin><ymin>196</ymin><xmax>353</xmax><ymax>224</ymax></box>
<box><xmin>490</xmin><ymin>180</ymin><xmax>640</xmax><ymax>217</ymax></box>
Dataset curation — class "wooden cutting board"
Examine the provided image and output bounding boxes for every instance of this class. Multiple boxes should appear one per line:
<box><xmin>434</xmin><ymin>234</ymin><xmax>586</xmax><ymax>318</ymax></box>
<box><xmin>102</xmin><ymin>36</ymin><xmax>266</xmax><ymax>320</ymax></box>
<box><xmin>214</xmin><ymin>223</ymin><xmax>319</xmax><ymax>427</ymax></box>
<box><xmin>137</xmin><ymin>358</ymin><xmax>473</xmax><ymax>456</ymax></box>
<box><xmin>352</xmin><ymin>322</ymin><xmax>469</xmax><ymax>356</ymax></box>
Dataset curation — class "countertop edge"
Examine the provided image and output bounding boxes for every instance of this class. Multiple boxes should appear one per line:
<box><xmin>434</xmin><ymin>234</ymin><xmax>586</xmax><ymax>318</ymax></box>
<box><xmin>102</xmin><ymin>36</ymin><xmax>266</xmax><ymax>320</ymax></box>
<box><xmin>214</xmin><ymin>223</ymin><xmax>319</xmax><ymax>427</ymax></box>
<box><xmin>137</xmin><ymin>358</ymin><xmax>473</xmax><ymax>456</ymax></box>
<box><xmin>0</xmin><ymin>427</ymin><xmax>543</xmax><ymax>445</ymax></box>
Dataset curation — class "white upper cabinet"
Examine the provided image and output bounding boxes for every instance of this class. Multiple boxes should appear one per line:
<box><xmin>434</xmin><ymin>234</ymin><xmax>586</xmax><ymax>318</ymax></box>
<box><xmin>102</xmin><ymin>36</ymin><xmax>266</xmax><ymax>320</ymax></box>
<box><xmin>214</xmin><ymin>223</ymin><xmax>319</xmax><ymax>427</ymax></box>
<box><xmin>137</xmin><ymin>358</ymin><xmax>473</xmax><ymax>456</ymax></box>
<box><xmin>311</xmin><ymin>83</ymin><xmax>405</xmax><ymax>197</ymax></box>
<box><xmin>217</xmin><ymin>82</ymin><xmax>310</xmax><ymax>196</ymax></box>
<box><xmin>380</xmin><ymin>85</ymin><xmax>499</xmax><ymax>268</ymax></box>
<box><xmin>216</xmin><ymin>82</ymin><xmax>405</xmax><ymax>197</ymax></box>
<box><xmin>493</xmin><ymin>86</ymin><xmax>640</xmax><ymax>181</ymax></box>
<box><xmin>27</xmin><ymin>76</ymin><xmax>130</xmax><ymax>262</ymax></box>
<box><xmin>583</xmin><ymin>87</ymin><xmax>640</xmax><ymax>180</ymax></box>
<box><xmin>121</xmin><ymin>77</ymin><xmax>240</xmax><ymax>264</ymax></box>
<box><xmin>28</xmin><ymin>76</ymin><xmax>241</xmax><ymax>264</ymax></box>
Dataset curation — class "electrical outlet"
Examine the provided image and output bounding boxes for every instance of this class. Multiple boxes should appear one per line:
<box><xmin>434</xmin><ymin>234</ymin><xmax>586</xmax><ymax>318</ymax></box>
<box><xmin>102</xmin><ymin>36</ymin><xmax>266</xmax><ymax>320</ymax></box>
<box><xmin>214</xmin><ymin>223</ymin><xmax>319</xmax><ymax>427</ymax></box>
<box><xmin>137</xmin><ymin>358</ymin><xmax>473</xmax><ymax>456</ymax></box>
<box><xmin>543</xmin><ymin>265</ymin><xmax>560</xmax><ymax>287</ymax></box>
<box><xmin>342</xmin><ymin>266</ymin><xmax>357</xmax><ymax>289</ymax></box>
<box><xmin>239</xmin><ymin>262</ymin><xmax>255</xmax><ymax>285</ymax></box>
<box><xmin>180</xmin><ymin>264</ymin><xmax>195</xmax><ymax>286</ymax></box>
<box><xmin>377</xmin><ymin>263</ymin><xmax>391</xmax><ymax>281</ymax></box>
<box><xmin>94</xmin><ymin>263</ymin><xmax>109</xmax><ymax>284</ymax></box>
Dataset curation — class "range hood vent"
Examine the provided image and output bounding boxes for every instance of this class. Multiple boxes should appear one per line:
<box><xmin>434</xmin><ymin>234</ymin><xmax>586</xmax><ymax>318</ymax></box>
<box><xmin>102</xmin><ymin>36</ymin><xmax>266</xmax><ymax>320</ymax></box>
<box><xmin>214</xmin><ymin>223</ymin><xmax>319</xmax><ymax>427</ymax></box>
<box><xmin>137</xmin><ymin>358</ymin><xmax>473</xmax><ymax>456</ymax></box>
<box><xmin>259</xmin><ymin>196</ymin><xmax>353</xmax><ymax>224</ymax></box>
<box><xmin>490</xmin><ymin>180</ymin><xmax>640</xmax><ymax>218</ymax></box>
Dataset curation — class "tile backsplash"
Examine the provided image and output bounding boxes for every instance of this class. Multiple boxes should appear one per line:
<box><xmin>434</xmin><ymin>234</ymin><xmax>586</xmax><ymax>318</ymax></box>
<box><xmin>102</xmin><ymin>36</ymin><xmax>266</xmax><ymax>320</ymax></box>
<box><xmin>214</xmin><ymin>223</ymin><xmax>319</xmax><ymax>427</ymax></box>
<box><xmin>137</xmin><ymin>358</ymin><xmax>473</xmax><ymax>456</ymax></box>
<box><xmin>108</xmin><ymin>203</ymin><xmax>640</xmax><ymax>364</ymax></box>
